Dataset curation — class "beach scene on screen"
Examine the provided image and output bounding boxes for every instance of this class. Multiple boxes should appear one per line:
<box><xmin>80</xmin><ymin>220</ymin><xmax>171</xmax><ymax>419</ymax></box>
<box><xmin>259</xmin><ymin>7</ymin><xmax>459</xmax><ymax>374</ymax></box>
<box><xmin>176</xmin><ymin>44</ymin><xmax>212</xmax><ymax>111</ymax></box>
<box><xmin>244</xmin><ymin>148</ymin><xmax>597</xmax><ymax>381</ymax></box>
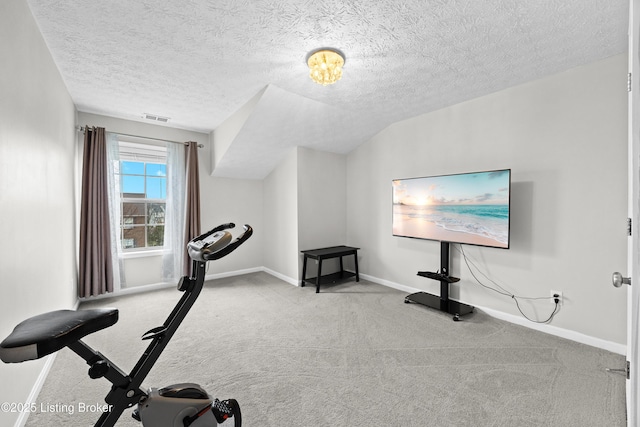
<box><xmin>392</xmin><ymin>170</ymin><xmax>510</xmax><ymax>248</ymax></box>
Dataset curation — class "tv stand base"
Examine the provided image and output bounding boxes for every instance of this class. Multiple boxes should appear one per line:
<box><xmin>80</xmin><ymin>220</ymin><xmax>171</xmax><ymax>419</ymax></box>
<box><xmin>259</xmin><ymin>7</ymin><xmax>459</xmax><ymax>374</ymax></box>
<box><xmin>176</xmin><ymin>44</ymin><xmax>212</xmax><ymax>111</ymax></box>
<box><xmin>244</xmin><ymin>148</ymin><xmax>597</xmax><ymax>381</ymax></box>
<box><xmin>405</xmin><ymin>292</ymin><xmax>474</xmax><ymax>317</ymax></box>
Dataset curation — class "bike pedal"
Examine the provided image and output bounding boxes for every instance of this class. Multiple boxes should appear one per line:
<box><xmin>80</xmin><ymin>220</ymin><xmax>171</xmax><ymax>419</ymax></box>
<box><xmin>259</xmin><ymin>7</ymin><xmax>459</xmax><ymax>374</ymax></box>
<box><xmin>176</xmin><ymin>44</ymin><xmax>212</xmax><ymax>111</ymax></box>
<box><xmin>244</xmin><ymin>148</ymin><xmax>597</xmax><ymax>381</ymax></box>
<box><xmin>212</xmin><ymin>399</ymin><xmax>232</xmax><ymax>423</ymax></box>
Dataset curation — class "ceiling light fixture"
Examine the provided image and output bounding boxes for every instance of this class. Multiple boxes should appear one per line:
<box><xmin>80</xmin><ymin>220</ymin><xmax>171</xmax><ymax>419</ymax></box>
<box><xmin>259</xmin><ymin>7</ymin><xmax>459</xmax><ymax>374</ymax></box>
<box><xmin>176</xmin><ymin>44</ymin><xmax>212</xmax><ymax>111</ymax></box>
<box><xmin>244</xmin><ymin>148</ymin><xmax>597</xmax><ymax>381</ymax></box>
<box><xmin>306</xmin><ymin>48</ymin><xmax>345</xmax><ymax>86</ymax></box>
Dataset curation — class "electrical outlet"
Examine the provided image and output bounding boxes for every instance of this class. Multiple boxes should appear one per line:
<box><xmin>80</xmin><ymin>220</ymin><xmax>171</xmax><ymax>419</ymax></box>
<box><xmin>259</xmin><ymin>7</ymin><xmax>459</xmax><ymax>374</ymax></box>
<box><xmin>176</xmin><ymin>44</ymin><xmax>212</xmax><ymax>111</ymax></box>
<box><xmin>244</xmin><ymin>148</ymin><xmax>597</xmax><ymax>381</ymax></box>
<box><xmin>551</xmin><ymin>290</ymin><xmax>563</xmax><ymax>305</ymax></box>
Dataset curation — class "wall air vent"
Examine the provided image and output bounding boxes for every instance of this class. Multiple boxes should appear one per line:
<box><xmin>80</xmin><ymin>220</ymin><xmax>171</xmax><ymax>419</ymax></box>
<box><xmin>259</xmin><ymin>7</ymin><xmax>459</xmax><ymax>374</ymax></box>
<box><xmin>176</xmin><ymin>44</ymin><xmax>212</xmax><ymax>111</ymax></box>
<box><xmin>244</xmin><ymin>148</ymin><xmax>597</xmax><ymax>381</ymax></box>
<box><xmin>143</xmin><ymin>113</ymin><xmax>170</xmax><ymax>123</ymax></box>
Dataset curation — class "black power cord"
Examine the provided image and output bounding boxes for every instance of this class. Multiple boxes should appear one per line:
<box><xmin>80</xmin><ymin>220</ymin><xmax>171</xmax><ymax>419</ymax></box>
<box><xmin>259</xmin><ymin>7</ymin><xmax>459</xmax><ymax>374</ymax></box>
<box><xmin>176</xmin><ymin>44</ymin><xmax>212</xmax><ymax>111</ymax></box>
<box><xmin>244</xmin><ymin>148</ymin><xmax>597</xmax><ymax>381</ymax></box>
<box><xmin>456</xmin><ymin>245</ymin><xmax>560</xmax><ymax>324</ymax></box>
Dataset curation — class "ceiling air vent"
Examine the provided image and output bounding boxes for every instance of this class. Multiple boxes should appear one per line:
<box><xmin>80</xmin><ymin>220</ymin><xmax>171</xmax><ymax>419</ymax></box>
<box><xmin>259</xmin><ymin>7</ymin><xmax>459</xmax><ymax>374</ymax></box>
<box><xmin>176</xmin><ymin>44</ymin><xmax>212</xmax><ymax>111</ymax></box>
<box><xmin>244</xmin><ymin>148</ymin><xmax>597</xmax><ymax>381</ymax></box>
<box><xmin>143</xmin><ymin>113</ymin><xmax>170</xmax><ymax>123</ymax></box>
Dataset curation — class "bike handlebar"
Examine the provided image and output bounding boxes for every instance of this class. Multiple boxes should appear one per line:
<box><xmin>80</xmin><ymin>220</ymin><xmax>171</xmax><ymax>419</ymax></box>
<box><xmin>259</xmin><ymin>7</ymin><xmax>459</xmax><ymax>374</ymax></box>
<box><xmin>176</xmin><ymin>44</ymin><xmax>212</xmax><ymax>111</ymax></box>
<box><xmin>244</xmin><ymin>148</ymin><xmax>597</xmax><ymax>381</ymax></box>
<box><xmin>187</xmin><ymin>223</ymin><xmax>253</xmax><ymax>262</ymax></box>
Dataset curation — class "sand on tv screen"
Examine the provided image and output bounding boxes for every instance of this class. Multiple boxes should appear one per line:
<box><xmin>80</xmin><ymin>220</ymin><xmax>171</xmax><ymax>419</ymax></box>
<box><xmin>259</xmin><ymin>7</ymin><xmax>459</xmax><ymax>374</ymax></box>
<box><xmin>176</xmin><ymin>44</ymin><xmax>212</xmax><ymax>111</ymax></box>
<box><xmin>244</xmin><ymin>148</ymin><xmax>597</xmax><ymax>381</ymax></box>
<box><xmin>392</xmin><ymin>169</ymin><xmax>511</xmax><ymax>249</ymax></box>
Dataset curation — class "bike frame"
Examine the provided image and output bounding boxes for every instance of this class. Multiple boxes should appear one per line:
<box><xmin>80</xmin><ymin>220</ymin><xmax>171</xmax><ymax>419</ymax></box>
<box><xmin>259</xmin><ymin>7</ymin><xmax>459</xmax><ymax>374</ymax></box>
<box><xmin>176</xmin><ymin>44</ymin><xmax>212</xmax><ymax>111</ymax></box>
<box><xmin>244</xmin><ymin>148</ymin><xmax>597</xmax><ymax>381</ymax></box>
<box><xmin>66</xmin><ymin>223</ymin><xmax>250</xmax><ymax>426</ymax></box>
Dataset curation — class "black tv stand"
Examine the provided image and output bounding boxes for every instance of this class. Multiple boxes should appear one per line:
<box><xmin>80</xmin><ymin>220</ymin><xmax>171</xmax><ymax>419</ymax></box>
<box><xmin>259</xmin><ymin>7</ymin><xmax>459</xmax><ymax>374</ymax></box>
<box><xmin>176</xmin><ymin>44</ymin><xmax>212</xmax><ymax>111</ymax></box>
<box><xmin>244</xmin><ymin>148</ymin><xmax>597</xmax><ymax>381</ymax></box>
<box><xmin>404</xmin><ymin>242</ymin><xmax>474</xmax><ymax>319</ymax></box>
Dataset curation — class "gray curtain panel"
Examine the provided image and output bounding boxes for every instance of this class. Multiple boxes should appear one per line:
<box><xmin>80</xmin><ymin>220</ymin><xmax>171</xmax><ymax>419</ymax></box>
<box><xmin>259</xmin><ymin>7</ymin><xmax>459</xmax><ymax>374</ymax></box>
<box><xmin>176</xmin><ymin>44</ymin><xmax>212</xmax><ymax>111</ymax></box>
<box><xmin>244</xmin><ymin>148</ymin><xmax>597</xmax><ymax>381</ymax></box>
<box><xmin>183</xmin><ymin>141</ymin><xmax>201</xmax><ymax>276</ymax></box>
<box><xmin>79</xmin><ymin>126</ymin><xmax>114</xmax><ymax>297</ymax></box>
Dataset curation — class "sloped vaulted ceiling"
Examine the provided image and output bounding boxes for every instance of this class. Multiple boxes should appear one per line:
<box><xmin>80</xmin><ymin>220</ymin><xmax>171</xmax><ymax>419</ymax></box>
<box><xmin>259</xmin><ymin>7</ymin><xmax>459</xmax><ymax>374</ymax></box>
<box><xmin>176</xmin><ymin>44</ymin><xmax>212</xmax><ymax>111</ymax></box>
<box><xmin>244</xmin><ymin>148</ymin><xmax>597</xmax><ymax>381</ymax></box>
<box><xmin>26</xmin><ymin>0</ymin><xmax>628</xmax><ymax>179</ymax></box>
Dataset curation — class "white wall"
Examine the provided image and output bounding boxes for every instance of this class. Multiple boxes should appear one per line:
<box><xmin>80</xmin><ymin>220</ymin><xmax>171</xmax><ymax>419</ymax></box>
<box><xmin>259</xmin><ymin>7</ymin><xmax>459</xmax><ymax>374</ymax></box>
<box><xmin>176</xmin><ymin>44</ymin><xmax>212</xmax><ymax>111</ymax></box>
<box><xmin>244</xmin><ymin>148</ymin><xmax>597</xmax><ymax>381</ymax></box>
<box><xmin>77</xmin><ymin>112</ymin><xmax>264</xmax><ymax>287</ymax></box>
<box><xmin>263</xmin><ymin>148</ymin><xmax>299</xmax><ymax>281</ymax></box>
<box><xmin>297</xmin><ymin>147</ymin><xmax>348</xmax><ymax>277</ymax></box>
<box><xmin>297</xmin><ymin>147</ymin><xmax>347</xmax><ymax>249</ymax></box>
<box><xmin>0</xmin><ymin>1</ymin><xmax>78</xmax><ymax>425</ymax></box>
<box><xmin>261</xmin><ymin>147</ymin><xmax>348</xmax><ymax>282</ymax></box>
<box><xmin>346</xmin><ymin>54</ymin><xmax>628</xmax><ymax>347</ymax></box>
<box><xmin>77</xmin><ymin>112</ymin><xmax>212</xmax><ymax>172</ymax></box>
<box><xmin>199</xmin><ymin>176</ymin><xmax>263</xmax><ymax>274</ymax></box>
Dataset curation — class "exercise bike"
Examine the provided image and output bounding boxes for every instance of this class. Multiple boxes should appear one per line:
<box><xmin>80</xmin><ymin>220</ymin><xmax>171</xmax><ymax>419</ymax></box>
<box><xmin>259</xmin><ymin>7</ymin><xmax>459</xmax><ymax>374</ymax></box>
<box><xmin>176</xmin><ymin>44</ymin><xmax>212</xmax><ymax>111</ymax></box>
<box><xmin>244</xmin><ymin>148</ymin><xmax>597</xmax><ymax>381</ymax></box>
<box><xmin>0</xmin><ymin>222</ymin><xmax>252</xmax><ymax>427</ymax></box>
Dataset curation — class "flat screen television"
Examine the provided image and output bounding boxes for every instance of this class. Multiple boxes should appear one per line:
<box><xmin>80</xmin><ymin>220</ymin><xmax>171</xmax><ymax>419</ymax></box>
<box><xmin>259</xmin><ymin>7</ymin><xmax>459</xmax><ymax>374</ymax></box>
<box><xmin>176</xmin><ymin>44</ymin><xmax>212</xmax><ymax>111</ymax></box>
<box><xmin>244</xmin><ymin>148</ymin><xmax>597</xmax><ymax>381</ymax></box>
<box><xmin>392</xmin><ymin>169</ymin><xmax>511</xmax><ymax>249</ymax></box>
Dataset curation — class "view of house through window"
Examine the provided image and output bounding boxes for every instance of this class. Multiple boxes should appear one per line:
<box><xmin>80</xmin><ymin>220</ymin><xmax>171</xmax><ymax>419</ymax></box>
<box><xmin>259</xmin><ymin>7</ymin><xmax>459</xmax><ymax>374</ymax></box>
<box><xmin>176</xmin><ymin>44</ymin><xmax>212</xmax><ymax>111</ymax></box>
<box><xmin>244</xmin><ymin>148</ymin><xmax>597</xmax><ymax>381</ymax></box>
<box><xmin>116</xmin><ymin>141</ymin><xmax>167</xmax><ymax>250</ymax></box>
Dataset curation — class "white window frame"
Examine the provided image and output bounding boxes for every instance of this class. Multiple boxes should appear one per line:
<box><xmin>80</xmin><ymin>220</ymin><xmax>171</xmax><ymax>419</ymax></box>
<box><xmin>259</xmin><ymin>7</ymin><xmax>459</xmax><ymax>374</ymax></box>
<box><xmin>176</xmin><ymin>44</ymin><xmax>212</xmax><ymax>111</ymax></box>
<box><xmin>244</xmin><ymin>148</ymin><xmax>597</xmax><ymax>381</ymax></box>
<box><xmin>116</xmin><ymin>139</ymin><xmax>168</xmax><ymax>253</ymax></box>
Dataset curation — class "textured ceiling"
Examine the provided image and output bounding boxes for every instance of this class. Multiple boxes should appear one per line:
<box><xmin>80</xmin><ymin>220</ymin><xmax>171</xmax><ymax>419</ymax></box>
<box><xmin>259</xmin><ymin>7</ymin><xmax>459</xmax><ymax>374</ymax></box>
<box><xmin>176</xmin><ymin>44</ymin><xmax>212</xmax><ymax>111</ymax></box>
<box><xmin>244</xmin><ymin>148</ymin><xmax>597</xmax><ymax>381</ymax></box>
<box><xmin>26</xmin><ymin>0</ymin><xmax>628</xmax><ymax>179</ymax></box>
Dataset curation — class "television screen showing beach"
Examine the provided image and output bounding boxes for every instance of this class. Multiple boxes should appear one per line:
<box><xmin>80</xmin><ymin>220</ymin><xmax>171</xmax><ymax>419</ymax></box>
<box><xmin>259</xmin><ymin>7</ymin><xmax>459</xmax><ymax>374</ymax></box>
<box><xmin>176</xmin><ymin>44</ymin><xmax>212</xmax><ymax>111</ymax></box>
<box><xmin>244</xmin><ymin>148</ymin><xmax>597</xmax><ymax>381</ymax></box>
<box><xmin>392</xmin><ymin>169</ymin><xmax>510</xmax><ymax>248</ymax></box>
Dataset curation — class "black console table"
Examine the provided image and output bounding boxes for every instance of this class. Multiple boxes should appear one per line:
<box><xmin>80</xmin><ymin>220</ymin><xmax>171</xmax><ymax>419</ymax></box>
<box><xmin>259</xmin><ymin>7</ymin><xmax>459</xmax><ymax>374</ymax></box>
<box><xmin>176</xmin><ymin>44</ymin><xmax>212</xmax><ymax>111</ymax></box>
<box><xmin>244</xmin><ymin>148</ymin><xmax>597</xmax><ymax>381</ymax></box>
<box><xmin>404</xmin><ymin>242</ymin><xmax>474</xmax><ymax>320</ymax></box>
<box><xmin>301</xmin><ymin>246</ymin><xmax>359</xmax><ymax>293</ymax></box>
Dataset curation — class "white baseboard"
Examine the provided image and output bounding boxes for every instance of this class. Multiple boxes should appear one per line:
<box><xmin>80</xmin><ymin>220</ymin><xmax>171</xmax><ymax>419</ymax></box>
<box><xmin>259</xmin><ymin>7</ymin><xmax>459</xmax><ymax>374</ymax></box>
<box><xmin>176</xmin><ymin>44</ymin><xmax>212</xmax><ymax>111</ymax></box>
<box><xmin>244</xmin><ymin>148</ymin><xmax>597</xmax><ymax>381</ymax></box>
<box><xmin>261</xmin><ymin>267</ymin><xmax>299</xmax><ymax>286</ymax></box>
<box><xmin>14</xmin><ymin>354</ymin><xmax>57</xmax><ymax>427</ymax></box>
<box><xmin>81</xmin><ymin>269</ymin><xmax>628</xmax><ymax>355</ymax></box>
<box><xmin>359</xmin><ymin>273</ymin><xmax>418</xmax><ymax>294</ymax></box>
<box><xmin>360</xmin><ymin>273</ymin><xmax>627</xmax><ymax>356</ymax></box>
<box><xmin>205</xmin><ymin>266</ymin><xmax>264</xmax><ymax>282</ymax></box>
<box><xmin>476</xmin><ymin>304</ymin><xmax>626</xmax><ymax>355</ymax></box>
<box><xmin>80</xmin><ymin>281</ymin><xmax>177</xmax><ymax>301</ymax></box>
<box><xmin>79</xmin><ymin>267</ymin><xmax>266</xmax><ymax>301</ymax></box>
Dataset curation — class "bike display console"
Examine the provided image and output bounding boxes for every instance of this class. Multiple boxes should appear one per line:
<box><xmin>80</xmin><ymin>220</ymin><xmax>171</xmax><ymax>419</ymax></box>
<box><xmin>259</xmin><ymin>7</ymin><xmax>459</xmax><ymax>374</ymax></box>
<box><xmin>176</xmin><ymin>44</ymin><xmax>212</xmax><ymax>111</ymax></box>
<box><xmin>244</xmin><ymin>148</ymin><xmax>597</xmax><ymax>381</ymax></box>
<box><xmin>404</xmin><ymin>241</ymin><xmax>474</xmax><ymax>320</ymax></box>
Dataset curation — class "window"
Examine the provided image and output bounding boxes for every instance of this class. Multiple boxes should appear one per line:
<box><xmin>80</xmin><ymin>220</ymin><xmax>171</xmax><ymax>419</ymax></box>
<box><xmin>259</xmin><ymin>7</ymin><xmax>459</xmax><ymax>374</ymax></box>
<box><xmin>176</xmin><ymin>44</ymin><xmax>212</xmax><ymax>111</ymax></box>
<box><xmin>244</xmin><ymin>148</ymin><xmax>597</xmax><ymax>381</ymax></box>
<box><xmin>115</xmin><ymin>141</ymin><xmax>167</xmax><ymax>251</ymax></box>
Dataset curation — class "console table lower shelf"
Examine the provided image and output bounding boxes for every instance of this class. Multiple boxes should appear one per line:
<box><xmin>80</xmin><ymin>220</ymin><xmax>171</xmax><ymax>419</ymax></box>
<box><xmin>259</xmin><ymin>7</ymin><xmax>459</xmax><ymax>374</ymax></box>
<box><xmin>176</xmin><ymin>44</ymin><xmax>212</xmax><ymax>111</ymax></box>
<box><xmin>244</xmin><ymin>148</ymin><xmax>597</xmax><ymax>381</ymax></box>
<box><xmin>302</xmin><ymin>271</ymin><xmax>357</xmax><ymax>289</ymax></box>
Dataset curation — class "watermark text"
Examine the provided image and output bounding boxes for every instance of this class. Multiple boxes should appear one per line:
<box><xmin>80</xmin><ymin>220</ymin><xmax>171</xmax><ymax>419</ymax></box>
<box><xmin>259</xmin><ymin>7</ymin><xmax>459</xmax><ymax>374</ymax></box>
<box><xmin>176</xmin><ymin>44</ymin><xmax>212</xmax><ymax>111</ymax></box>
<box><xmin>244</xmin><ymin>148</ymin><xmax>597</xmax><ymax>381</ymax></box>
<box><xmin>1</xmin><ymin>401</ymin><xmax>113</xmax><ymax>415</ymax></box>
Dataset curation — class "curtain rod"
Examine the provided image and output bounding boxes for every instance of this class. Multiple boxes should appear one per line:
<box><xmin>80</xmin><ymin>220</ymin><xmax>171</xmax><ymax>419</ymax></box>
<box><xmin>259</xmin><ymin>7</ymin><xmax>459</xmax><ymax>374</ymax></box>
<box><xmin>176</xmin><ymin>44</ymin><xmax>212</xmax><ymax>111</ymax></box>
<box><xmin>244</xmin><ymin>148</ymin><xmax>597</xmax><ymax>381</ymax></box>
<box><xmin>77</xmin><ymin>126</ymin><xmax>204</xmax><ymax>148</ymax></box>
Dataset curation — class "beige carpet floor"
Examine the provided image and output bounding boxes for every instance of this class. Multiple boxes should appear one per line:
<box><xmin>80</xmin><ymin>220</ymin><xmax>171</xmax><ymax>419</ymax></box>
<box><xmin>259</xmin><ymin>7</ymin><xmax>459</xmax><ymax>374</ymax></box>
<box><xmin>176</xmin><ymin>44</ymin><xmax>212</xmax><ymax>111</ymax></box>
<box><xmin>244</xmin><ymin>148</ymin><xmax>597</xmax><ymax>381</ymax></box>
<box><xmin>25</xmin><ymin>272</ymin><xmax>626</xmax><ymax>426</ymax></box>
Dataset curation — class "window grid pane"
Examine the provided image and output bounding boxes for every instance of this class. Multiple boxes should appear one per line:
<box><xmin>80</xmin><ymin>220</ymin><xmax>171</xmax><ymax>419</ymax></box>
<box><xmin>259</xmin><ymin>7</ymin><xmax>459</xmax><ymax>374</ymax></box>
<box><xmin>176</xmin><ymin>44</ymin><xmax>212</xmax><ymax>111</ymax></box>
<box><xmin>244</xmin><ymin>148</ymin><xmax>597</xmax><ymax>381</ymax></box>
<box><xmin>116</xmin><ymin>155</ymin><xmax>167</xmax><ymax>250</ymax></box>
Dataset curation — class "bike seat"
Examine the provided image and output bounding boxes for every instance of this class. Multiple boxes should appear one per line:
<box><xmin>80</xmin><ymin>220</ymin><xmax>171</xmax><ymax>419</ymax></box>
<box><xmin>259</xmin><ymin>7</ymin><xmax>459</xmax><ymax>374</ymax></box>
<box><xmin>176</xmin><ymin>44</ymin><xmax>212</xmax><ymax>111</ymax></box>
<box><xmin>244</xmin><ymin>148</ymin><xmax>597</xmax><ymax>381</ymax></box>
<box><xmin>0</xmin><ymin>308</ymin><xmax>118</xmax><ymax>363</ymax></box>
